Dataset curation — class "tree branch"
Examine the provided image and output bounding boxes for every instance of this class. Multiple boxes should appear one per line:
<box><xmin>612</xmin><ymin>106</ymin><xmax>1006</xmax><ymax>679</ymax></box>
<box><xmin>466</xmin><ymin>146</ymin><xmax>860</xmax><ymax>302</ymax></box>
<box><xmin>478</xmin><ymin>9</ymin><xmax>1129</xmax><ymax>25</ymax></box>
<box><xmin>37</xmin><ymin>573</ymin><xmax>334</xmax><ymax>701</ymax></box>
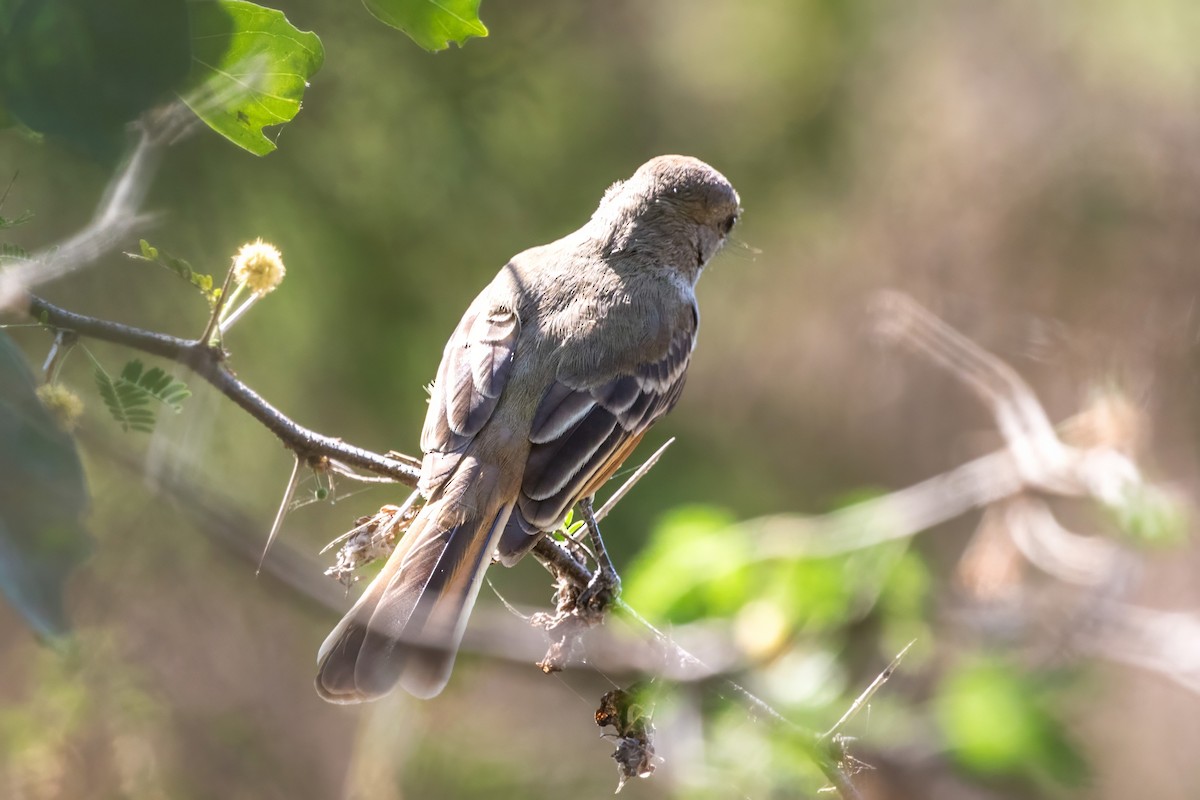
<box><xmin>24</xmin><ymin>293</ymin><xmax>421</xmax><ymax>485</ymax></box>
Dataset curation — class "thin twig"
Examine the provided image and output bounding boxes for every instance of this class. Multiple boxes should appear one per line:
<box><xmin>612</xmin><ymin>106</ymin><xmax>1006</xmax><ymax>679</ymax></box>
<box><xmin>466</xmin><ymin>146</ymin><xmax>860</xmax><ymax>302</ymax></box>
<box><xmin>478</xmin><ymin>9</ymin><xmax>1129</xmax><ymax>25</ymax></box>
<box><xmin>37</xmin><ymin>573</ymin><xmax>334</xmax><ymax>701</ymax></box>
<box><xmin>199</xmin><ymin>260</ymin><xmax>237</xmax><ymax>347</ymax></box>
<box><xmin>823</xmin><ymin>640</ymin><xmax>914</xmax><ymax>739</ymax></box>
<box><xmin>596</xmin><ymin>437</ymin><xmax>674</xmax><ymax>522</ymax></box>
<box><xmin>259</xmin><ymin>454</ymin><xmax>302</xmax><ymax>574</ymax></box>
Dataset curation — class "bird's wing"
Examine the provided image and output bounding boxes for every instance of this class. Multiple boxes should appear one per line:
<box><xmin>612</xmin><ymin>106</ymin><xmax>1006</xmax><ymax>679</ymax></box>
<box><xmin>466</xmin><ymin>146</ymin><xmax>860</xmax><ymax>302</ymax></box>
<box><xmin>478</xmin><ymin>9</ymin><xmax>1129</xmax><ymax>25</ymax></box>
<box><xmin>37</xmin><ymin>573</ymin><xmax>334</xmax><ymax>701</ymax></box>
<box><xmin>419</xmin><ymin>304</ymin><xmax>520</xmax><ymax>493</ymax></box>
<box><xmin>515</xmin><ymin>304</ymin><xmax>697</xmax><ymax>533</ymax></box>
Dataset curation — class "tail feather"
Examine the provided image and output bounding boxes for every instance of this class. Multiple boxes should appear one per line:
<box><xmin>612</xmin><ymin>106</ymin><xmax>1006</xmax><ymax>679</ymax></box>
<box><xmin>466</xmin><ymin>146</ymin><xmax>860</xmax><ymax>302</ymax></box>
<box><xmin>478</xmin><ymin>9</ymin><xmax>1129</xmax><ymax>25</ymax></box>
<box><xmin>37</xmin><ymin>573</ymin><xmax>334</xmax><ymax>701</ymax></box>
<box><xmin>316</xmin><ymin>494</ymin><xmax>512</xmax><ymax>702</ymax></box>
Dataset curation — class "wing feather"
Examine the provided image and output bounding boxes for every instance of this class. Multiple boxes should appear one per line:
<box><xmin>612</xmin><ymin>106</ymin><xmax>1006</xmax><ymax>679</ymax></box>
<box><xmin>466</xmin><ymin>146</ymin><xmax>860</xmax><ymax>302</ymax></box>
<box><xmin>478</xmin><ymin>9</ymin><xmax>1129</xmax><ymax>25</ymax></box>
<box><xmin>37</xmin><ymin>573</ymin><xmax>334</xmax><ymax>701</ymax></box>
<box><xmin>513</xmin><ymin>305</ymin><xmax>697</xmax><ymax>535</ymax></box>
<box><xmin>528</xmin><ymin>383</ymin><xmax>597</xmax><ymax>445</ymax></box>
<box><xmin>419</xmin><ymin>305</ymin><xmax>520</xmax><ymax>494</ymax></box>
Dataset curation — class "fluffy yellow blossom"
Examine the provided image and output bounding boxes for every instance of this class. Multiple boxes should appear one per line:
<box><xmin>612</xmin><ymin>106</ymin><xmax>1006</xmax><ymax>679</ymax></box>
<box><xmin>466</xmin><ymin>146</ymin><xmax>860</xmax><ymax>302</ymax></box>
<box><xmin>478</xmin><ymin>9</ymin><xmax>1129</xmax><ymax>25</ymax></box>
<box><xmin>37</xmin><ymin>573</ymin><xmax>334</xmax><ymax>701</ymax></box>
<box><xmin>36</xmin><ymin>384</ymin><xmax>84</xmax><ymax>431</ymax></box>
<box><xmin>232</xmin><ymin>238</ymin><xmax>285</xmax><ymax>294</ymax></box>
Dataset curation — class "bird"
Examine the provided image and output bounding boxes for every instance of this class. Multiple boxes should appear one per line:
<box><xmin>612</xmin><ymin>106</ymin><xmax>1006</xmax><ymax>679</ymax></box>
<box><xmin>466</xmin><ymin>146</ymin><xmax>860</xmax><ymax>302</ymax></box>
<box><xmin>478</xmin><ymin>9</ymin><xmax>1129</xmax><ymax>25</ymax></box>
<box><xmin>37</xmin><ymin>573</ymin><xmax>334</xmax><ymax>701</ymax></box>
<box><xmin>316</xmin><ymin>155</ymin><xmax>740</xmax><ymax>702</ymax></box>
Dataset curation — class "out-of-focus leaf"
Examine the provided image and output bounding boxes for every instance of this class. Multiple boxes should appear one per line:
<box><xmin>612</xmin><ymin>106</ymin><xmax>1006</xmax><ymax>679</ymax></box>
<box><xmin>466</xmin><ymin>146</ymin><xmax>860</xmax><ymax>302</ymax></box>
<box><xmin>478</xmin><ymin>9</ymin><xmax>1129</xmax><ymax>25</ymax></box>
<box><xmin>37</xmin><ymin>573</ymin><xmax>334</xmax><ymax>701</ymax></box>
<box><xmin>769</xmin><ymin>556</ymin><xmax>873</xmax><ymax>632</ymax></box>
<box><xmin>1112</xmin><ymin>484</ymin><xmax>1188</xmax><ymax>547</ymax></box>
<box><xmin>178</xmin><ymin>0</ymin><xmax>324</xmax><ymax>156</ymax></box>
<box><xmin>362</xmin><ymin>0</ymin><xmax>487</xmax><ymax>52</ymax></box>
<box><xmin>876</xmin><ymin>548</ymin><xmax>931</xmax><ymax>623</ymax></box>
<box><xmin>0</xmin><ymin>0</ymin><xmax>191</xmax><ymax>159</ymax></box>
<box><xmin>935</xmin><ymin>658</ymin><xmax>1089</xmax><ymax>787</ymax></box>
<box><xmin>0</xmin><ymin>332</ymin><xmax>90</xmax><ymax>639</ymax></box>
<box><xmin>622</xmin><ymin>504</ymin><xmax>747</xmax><ymax>623</ymax></box>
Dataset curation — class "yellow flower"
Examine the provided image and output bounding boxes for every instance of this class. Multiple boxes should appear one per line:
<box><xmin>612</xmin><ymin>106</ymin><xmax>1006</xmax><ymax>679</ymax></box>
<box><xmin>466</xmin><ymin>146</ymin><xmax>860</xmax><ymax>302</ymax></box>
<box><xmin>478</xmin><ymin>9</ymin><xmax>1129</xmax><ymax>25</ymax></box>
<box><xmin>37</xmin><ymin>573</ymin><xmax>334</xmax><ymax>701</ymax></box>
<box><xmin>36</xmin><ymin>384</ymin><xmax>84</xmax><ymax>431</ymax></box>
<box><xmin>232</xmin><ymin>238</ymin><xmax>285</xmax><ymax>294</ymax></box>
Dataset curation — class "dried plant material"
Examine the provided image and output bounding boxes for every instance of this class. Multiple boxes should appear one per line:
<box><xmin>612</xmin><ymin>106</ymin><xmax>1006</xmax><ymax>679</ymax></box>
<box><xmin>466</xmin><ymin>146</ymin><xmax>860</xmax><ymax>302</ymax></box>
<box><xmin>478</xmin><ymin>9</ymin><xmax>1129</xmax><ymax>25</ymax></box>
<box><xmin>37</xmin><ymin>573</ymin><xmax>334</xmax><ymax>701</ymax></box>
<box><xmin>530</xmin><ymin>508</ymin><xmax>627</xmax><ymax>673</ymax></box>
<box><xmin>323</xmin><ymin>499</ymin><xmax>421</xmax><ymax>588</ymax></box>
<box><xmin>531</xmin><ymin>570</ymin><xmax>596</xmax><ymax>673</ymax></box>
<box><xmin>595</xmin><ymin>685</ymin><xmax>657</xmax><ymax>792</ymax></box>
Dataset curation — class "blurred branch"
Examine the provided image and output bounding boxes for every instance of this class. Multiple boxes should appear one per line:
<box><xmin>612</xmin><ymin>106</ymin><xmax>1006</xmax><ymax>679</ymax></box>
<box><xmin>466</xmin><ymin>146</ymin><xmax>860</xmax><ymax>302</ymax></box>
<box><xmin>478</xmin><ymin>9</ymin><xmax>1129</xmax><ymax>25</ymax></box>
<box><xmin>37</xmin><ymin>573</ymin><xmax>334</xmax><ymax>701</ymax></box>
<box><xmin>1002</xmin><ymin>496</ymin><xmax>1127</xmax><ymax>587</ymax></box>
<box><xmin>0</xmin><ymin>107</ymin><xmax>198</xmax><ymax>311</ymax></box>
<box><xmin>746</xmin><ymin>292</ymin><xmax>1156</xmax><ymax>560</ymax></box>
<box><xmin>872</xmin><ymin>290</ymin><xmax>1076</xmax><ymax>492</ymax></box>
<box><xmin>1087</xmin><ymin>604</ymin><xmax>1200</xmax><ymax>696</ymax></box>
<box><xmin>83</xmin><ymin>427</ymin><xmax>354</xmax><ymax>612</ymax></box>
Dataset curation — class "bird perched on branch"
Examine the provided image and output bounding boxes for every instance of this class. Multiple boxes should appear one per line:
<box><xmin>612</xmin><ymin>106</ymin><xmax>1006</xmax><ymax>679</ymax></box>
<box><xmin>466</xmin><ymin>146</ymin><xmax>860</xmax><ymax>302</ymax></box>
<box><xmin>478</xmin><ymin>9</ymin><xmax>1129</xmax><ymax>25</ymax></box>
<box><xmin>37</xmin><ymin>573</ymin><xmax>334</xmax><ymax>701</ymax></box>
<box><xmin>316</xmin><ymin>155</ymin><xmax>740</xmax><ymax>701</ymax></box>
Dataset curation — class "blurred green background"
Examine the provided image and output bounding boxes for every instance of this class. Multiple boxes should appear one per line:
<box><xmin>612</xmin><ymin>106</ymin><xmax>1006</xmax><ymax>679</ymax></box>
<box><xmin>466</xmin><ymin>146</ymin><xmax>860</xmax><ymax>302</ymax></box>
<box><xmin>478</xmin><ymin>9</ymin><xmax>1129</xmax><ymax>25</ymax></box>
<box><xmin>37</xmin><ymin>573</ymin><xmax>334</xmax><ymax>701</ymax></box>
<box><xmin>2</xmin><ymin>0</ymin><xmax>1200</xmax><ymax>798</ymax></box>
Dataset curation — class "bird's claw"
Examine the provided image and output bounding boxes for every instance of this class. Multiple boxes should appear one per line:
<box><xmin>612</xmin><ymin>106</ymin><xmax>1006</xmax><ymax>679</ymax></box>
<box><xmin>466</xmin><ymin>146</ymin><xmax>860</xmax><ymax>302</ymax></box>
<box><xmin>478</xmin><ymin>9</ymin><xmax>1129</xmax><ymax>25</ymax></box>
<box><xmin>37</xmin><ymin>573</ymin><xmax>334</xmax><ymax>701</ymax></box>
<box><xmin>578</xmin><ymin>565</ymin><xmax>622</xmax><ymax>615</ymax></box>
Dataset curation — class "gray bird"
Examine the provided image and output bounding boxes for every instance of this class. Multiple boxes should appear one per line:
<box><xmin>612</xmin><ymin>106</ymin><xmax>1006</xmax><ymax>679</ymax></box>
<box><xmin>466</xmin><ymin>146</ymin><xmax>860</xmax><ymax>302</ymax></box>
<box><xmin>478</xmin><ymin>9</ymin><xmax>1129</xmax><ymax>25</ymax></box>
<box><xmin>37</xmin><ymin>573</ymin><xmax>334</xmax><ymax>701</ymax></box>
<box><xmin>316</xmin><ymin>155</ymin><xmax>740</xmax><ymax>701</ymax></box>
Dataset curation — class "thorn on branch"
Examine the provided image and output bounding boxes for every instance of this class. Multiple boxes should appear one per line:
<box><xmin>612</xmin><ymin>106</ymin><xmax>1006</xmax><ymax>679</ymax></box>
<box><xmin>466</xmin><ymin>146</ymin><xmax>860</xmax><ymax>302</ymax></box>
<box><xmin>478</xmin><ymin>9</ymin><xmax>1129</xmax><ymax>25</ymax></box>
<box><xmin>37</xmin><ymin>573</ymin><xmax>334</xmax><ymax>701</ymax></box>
<box><xmin>259</xmin><ymin>454</ymin><xmax>302</xmax><ymax>574</ymax></box>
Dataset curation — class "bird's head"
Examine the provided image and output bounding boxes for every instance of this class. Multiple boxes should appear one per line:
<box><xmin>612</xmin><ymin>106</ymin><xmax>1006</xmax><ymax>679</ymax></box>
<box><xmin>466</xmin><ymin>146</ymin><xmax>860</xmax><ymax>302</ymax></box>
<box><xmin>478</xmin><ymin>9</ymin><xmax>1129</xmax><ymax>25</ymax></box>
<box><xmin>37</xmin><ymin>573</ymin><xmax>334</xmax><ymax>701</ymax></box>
<box><xmin>591</xmin><ymin>155</ymin><xmax>741</xmax><ymax>281</ymax></box>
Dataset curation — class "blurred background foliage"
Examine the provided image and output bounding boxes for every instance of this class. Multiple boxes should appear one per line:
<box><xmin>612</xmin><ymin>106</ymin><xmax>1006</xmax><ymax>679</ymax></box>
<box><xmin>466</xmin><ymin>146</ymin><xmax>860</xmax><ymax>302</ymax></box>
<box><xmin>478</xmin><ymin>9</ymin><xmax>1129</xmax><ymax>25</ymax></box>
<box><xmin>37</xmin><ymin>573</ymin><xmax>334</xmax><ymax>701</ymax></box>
<box><xmin>2</xmin><ymin>0</ymin><xmax>1200</xmax><ymax>798</ymax></box>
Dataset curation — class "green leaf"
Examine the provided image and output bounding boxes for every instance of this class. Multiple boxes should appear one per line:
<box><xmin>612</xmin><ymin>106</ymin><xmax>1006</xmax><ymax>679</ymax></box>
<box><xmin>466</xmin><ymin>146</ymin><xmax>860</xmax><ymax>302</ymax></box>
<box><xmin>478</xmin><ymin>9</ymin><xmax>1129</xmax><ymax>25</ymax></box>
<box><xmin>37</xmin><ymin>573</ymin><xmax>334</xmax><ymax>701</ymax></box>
<box><xmin>1112</xmin><ymin>484</ymin><xmax>1189</xmax><ymax>547</ymax></box>
<box><xmin>936</xmin><ymin>659</ymin><xmax>1089</xmax><ymax>786</ymax></box>
<box><xmin>0</xmin><ymin>0</ymin><xmax>191</xmax><ymax>159</ymax></box>
<box><xmin>178</xmin><ymin>0</ymin><xmax>324</xmax><ymax>156</ymax></box>
<box><xmin>93</xmin><ymin>358</ymin><xmax>191</xmax><ymax>434</ymax></box>
<box><xmin>622</xmin><ymin>505</ymin><xmax>746</xmax><ymax>622</ymax></box>
<box><xmin>127</xmin><ymin>239</ymin><xmax>218</xmax><ymax>305</ymax></box>
<box><xmin>362</xmin><ymin>0</ymin><xmax>487</xmax><ymax>52</ymax></box>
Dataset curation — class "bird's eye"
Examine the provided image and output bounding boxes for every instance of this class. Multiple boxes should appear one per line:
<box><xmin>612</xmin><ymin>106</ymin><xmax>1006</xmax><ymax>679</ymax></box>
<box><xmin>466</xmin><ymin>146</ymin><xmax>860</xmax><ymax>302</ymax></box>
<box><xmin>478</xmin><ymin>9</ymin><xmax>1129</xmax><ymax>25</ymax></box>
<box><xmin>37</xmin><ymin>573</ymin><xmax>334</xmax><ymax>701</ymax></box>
<box><xmin>719</xmin><ymin>213</ymin><xmax>738</xmax><ymax>235</ymax></box>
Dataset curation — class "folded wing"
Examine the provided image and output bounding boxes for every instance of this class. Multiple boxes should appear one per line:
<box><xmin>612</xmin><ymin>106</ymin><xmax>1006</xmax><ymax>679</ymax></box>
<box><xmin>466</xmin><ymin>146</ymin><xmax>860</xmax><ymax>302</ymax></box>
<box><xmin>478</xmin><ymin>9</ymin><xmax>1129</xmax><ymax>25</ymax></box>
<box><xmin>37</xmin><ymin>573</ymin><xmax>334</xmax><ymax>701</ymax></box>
<box><xmin>498</xmin><ymin>305</ymin><xmax>697</xmax><ymax>561</ymax></box>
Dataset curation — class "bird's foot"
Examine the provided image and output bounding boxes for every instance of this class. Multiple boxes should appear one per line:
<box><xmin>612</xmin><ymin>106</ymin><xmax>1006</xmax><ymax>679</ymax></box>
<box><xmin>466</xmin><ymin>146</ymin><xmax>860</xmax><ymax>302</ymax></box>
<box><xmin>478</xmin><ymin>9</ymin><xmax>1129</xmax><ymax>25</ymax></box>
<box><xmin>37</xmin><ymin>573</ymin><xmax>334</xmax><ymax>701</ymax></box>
<box><xmin>577</xmin><ymin>564</ymin><xmax>622</xmax><ymax>616</ymax></box>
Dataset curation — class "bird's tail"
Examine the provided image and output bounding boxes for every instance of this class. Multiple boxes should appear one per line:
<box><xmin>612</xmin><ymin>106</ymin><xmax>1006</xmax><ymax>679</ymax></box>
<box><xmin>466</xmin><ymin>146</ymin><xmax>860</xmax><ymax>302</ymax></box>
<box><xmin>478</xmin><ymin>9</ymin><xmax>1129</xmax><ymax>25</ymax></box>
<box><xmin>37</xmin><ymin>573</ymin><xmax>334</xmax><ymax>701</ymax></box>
<box><xmin>316</xmin><ymin>468</ymin><xmax>512</xmax><ymax>702</ymax></box>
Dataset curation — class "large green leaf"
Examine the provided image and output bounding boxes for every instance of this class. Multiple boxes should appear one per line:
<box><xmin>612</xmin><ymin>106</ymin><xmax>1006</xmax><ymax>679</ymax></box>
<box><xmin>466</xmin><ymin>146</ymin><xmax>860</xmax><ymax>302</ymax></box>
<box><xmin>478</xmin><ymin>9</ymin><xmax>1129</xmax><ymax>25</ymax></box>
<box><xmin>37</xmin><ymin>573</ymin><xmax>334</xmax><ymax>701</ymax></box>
<box><xmin>178</xmin><ymin>0</ymin><xmax>323</xmax><ymax>156</ymax></box>
<box><xmin>622</xmin><ymin>505</ymin><xmax>747</xmax><ymax>622</ymax></box>
<box><xmin>0</xmin><ymin>0</ymin><xmax>191</xmax><ymax>158</ymax></box>
<box><xmin>0</xmin><ymin>332</ymin><xmax>91</xmax><ymax>640</ymax></box>
<box><xmin>362</xmin><ymin>0</ymin><xmax>487</xmax><ymax>52</ymax></box>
